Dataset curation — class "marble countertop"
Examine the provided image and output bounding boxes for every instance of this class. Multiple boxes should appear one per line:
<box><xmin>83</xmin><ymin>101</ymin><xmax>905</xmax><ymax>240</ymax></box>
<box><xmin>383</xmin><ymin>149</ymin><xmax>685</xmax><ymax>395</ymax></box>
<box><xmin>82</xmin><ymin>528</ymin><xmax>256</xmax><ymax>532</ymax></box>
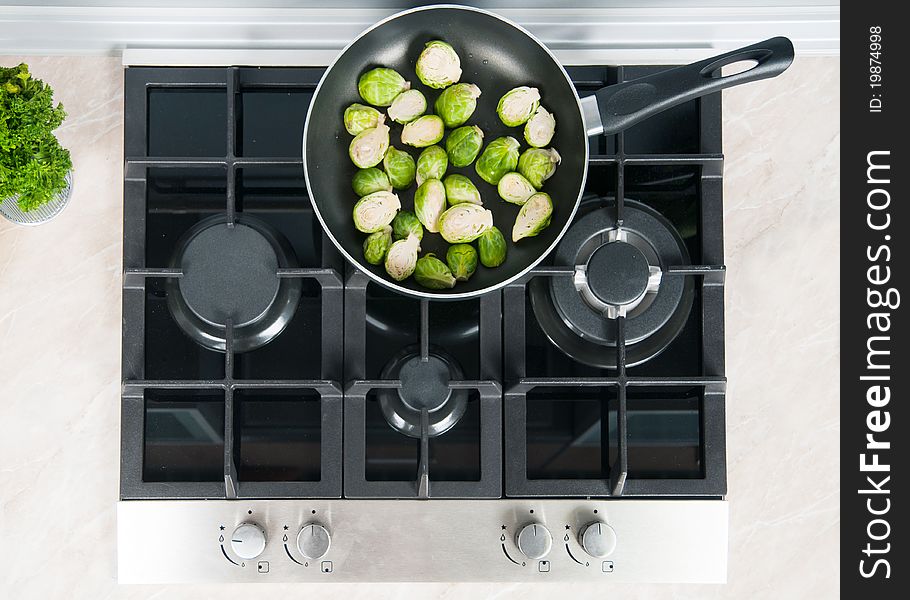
<box><xmin>0</xmin><ymin>55</ymin><xmax>839</xmax><ymax>599</ymax></box>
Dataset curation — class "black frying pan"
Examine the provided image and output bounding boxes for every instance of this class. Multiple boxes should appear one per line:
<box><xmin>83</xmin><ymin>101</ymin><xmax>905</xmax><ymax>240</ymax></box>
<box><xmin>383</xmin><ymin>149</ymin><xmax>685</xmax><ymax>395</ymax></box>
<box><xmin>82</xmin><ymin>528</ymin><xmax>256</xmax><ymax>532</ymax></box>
<box><xmin>303</xmin><ymin>5</ymin><xmax>793</xmax><ymax>299</ymax></box>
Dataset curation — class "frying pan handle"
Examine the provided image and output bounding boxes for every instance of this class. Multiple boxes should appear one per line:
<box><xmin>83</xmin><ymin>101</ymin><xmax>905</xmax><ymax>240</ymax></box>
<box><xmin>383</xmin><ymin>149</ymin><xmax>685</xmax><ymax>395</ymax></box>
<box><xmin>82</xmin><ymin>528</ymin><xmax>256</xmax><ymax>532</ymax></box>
<box><xmin>590</xmin><ymin>37</ymin><xmax>794</xmax><ymax>136</ymax></box>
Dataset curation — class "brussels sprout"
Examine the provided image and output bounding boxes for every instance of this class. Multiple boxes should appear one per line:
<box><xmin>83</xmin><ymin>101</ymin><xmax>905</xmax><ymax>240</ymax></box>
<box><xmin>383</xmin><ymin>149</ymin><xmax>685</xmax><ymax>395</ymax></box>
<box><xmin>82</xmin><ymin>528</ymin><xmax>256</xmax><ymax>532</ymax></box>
<box><xmin>443</xmin><ymin>174</ymin><xmax>482</xmax><ymax>206</ymax></box>
<box><xmin>415</xmin><ymin>40</ymin><xmax>462</xmax><ymax>89</ymax></box>
<box><xmin>384</xmin><ymin>233</ymin><xmax>421</xmax><ymax>281</ymax></box>
<box><xmin>414</xmin><ymin>178</ymin><xmax>447</xmax><ymax>233</ymax></box>
<box><xmin>497</xmin><ymin>172</ymin><xmax>536</xmax><ymax>205</ymax></box>
<box><xmin>446</xmin><ymin>244</ymin><xmax>478</xmax><ymax>282</ymax></box>
<box><xmin>512</xmin><ymin>192</ymin><xmax>553</xmax><ymax>242</ymax></box>
<box><xmin>358</xmin><ymin>67</ymin><xmax>410</xmax><ymax>107</ymax></box>
<box><xmin>445</xmin><ymin>125</ymin><xmax>484</xmax><ymax>168</ymax></box>
<box><xmin>434</xmin><ymin>83</ymin><xmax>481</xmax><ymax>128</ymax></box>
<box><xmin>497</xmin><ymin>86</ymin><xmax>541</xmax><ymax>127</ymax></box>
<box><xmin>401</xmin><ymin>115</ymin><xmax>445</xmax><ymax>148</ymax></box>
<box><xmin>517</xmin><ymin>147</ymin><xmax>561</xmax><ymax>189</ymax></box>
<box><xmin>414</xmin><ymin>253</ymin><xmax>457</xmax><ymax>290</ymax></box>
<box><xmin>474</xmin><ymin>136</ymin><xmax>520</xmax><ymax>185</ymax></box>
<box><xmin>477</xmin><ymin>226</ymin><xmax>507</xmax><ymax>268</ymax></box>
<box><xmin>352</xmin><ymin>168</ymin><xmax>392</xmax><ymax>197</ymax></box>
<box><xmin>523</xmin><ymin>106</ymin><xmax>556</xmax><ymax>148</ymax></box>
<box><xmin>387</xmin><ymin>89</ymin><xmax>427</xmax><ymax>124</ymax></box>
<box><xmin>391</xmin><ymin>210</ymin><xmax>423</xmax><ymax>241</ymax></box>
<box><xmin>382</xmin><ymin>146</ymin><xmax>416</xmax><ymax>190</ymax></box>
<box><xmin>344</xmin><ymin>103</ymin><xmax>385</xmax><ymax>135</ymax></box>
<box><xmin>362</xmin><ymin>225</ymin><xmax>392</xmax><ymax>265</ymax></box>
<box><xmin>438</xmin><ymin>204</ymin><xmax>493</xmax><ymax>243</ymax></box>
<box><xmin>352</xmin><ymin>190</ymin><xmax>400</xmax><ymax>233</ymax></box>
<box><xmin>415</xmin><ymin>145</ymin><xmax>448</xmax><ymax>186</ymax></box>
<box><xmin>349</xmin><ymin>123</ymin><xmax>390</xmax><ymax>168</ymax></box>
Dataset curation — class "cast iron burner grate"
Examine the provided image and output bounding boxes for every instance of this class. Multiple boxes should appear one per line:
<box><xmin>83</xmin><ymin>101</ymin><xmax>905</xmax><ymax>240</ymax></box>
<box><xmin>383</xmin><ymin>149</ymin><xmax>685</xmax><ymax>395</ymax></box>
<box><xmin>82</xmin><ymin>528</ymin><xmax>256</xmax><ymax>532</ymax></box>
<box><xmin>120</xmin><ymin>65</ymin><xmax>727</xmax><ymax>501</ymax></box>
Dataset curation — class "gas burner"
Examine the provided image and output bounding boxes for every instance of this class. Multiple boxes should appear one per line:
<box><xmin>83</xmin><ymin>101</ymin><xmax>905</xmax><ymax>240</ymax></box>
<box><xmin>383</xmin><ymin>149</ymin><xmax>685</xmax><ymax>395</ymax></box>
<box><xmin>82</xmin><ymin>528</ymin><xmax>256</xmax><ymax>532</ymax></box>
<box><xmin>166</xmin><ymin>214</ymin><xmax>301</xmax><ymax>353</ymax></box>
<box><xmin>530</xmin><ymin>199</ymin><xmax>694</xmax><ymax>368</ymax></box>
<box><xmin>377</xmin><ymin>346</ymin><xmax>469</xmax><ymax>438</ymax></box>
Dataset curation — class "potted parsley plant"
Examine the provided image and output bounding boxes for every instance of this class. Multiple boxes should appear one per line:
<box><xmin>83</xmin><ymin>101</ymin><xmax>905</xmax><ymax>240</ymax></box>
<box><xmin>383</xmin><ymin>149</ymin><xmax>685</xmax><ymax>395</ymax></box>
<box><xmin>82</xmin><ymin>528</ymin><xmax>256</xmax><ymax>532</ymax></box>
<box><xmin>0</xmin><ymin>63</ymin><xmax>73</xmax><ymax>224</ymax></box>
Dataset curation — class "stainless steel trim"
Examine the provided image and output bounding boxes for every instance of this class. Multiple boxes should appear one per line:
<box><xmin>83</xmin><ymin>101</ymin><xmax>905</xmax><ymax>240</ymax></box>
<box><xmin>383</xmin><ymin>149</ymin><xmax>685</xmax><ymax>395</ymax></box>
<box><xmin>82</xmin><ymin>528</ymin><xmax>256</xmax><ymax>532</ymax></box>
<box><xmin>580</xmin><ymin>94</ymin><xmax>604</xmax><ymax>137</ymax></box>
<box><xmin>301</xmin><ymin>4</ymin><xmax>588</xmax><ymax>300</ymax></box>
<box><xmin>118</xmin><ymin>499</ymin><xmax>728</xmax><ymax>583</ymax></box>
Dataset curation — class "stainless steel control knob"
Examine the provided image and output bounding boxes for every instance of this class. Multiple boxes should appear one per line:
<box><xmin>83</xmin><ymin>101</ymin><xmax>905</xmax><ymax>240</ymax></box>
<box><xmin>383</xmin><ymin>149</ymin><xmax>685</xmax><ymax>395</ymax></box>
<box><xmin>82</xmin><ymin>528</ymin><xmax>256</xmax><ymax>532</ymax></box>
<box><xmin>297</xmin><ymin>523</ymin><xmax>332</xmax><ymax>560</ymax></box>
<box><xmin>516</xmin><ymin>523</ymin><xmax>552</xmax><ymax>560</ymax></box>
<box><xmin>579</xmin><ymin>522</ymin><xmax>617</xmax><ymax>558</ymax></box>
<box><xmin>230</xmin><ymin>523</ymin><xmax>267</xmax><ymax>560</ymax></box>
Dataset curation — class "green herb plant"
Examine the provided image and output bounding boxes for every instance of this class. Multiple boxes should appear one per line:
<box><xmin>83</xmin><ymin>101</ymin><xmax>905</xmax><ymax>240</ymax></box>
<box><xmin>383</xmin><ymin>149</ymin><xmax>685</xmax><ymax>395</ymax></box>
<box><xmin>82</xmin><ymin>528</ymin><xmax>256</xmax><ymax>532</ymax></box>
<box><xmin>0</xmin><ymin>63</ymin><xmax>72</xmax><ymax>212</ymax></box>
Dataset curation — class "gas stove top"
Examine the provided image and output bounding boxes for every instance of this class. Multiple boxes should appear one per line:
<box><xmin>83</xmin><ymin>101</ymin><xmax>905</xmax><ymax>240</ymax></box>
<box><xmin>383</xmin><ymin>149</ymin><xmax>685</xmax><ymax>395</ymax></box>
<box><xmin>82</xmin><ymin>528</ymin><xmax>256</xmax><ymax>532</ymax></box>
<box><xmin>119</xmin><ymin>65</ymin><xmax>727</xmax><ymax>583</ymax></box>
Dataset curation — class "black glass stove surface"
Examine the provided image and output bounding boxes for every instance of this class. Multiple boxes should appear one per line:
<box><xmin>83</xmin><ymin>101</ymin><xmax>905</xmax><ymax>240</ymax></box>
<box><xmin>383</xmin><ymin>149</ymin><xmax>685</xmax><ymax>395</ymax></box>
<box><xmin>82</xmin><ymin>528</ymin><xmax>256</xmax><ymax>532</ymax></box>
<box><xmin>121</xmin><ymin>65</ymin><xmax>726</xmax><ymax>501</ymax></box>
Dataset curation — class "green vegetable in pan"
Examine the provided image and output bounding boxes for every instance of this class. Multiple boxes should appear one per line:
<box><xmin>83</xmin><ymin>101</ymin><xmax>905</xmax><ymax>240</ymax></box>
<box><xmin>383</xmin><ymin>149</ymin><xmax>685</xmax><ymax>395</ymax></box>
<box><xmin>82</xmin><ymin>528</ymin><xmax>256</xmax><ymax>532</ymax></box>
<box><xmin>382</xmin><ymin>146</ymin><xmax>416</xmax><ymax>189</ymax></box>
<box><xmin>496</xmin><ymin>86</ymin><xmax>541</xmax><ymax>127</ymax></box>
<box><xmin>517</xmin><ymin>147</ymin><xmax>561</xmax><ymax>189</ymax></box>
<box><xmin>434</xmin><ymin>83</ymin><xmax>481</xmax><ymax>128</ymax></box>
<box><xmin>474</xmin><ymin>136</ymin><xmax>520</xmax><ymax>185</ymax></box>
<box><xmin>391</xmin><ymin>210</ymin><xmax>424</xmax><ymax>241</ymax></box>
<box><xmin>445</xmin><ymin>125</ymin><xmax>484</xmax><ymax>167</ymax></box>
<box><xmin>496</xmin><ymin>172</ymin><xmax>536</xmax><ymax>205</ymax></box>
<box><xmin>446</xmin><ymin>244</ymin><xmax>478</xmax><ymax>282</ymax></box>
<box><xmin>352</xmin><ymin>167</ymin><xmax>392</xmax><ymax>197</ymax></box>
<box><xmin>443</xmin><ymin>174</ymin><xmax>482</xmax><ymax>205</ymax></box>
<box><xmin>352</xmin><ymin>190</ymin><xmax>400</xmax><ymax>233</ymax></box>
<box><xmin>344</xmin><ymin>103</ymin><xmax>384</xmax><ymax>135</ymax></box>
<box><xmin>414</xmin><ymin>178</ymin><xmax>447</xmax><ymax>233</ymax></box>
<box><xmin>401</xmin><ymin>114</ymin><xmax>445</xmax><ymax>148</ymax></box>
<box><xmin>415</xmin><ymin>40</ymin><xmax>462</xmax><ymax>89</ymax></box>
<box><xmin>438</xmin><ymin>203</ymin><xmax>493</xmax><ymax>243</ymax></box>
<box><xmin>415</xmin><ymin>145</ymin><xmax>448</xmax><ymax>186</ymax></box>
<box><xmin>362</xmin><ymin>226</ymin><xmax>393</xmax><ymax>265</ymax></box>
<box><xmin>523</xmin><ymin>105</ymin><xmax>556</xmax><ymax>148</ymax></box>
<box><xmin>358</xmin><ymin>67</ymin><xmax>409</xmax><ymax>107</ymax></box>
<box><xmin>384</xmin><ymin>233</ymin><xmax>421</xmax><ymax>281</ymax></box>
<box><xmin>414</xmin><ymin>253</ymin><xmax>457</xmax><ymax>289</ymax></box>
<box><xmin>512</xmin><ymin>192</ymin><xmax>553</xmax><ymax>242</ymax></box>
<box><xmin>477</xmin><ymin>226</ymin><xmax>507</xmax><ymax>267</ymax></box>
<box><xmin>348</xmin><ymin>123</ymin><xmax>390</xmax><ymax>168</ymax></box>
<box><xmin>387</xmin><ymin>89</ymin><xmax>427</xmax><ymax>124</ymax></box>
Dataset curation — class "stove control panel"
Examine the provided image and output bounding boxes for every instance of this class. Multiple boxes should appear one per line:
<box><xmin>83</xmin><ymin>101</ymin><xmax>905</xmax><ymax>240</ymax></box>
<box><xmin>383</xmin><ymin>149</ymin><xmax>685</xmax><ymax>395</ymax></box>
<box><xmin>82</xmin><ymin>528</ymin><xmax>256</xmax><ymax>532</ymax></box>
<box><xmin>118</xmin><ymin>499</ymin><xmax>727</xmax><ymax>583</ymax></box>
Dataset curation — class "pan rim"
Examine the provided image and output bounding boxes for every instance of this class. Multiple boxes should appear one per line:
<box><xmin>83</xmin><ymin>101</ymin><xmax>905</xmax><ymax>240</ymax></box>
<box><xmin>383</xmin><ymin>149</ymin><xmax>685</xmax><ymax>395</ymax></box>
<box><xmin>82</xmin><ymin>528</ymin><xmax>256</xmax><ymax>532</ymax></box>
<box><xmin>302</xmin><ymin>3</ymin><xmax>588</xmax><ymax>300</ymax></box>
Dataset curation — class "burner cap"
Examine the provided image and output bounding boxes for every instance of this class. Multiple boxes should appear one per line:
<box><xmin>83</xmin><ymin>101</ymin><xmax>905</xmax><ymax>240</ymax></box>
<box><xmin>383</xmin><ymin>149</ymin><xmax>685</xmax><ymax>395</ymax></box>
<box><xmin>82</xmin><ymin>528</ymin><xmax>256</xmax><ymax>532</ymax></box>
<box><xmin>529</xmin><ymin>199</ymin><xmax>694</xmax><ymax>369</ymax></box>
<box><xmin>167</xmin><ymin>215</ymin><xmax>301</xmax><ymax>353</ymax></box>
<box><xmin>378</xmin><ymin>348</ymin><xmax>468</xmax><ymax>438</ymax></box>
<box><xmin>585</xmin><ymin>241</ymin><xmax>650</xmax><ymax>306</ymax></box>
<box><xmin>179</xmin><ymin>222</ymin><xmax>280</xmax><ymax>326</ymax></box>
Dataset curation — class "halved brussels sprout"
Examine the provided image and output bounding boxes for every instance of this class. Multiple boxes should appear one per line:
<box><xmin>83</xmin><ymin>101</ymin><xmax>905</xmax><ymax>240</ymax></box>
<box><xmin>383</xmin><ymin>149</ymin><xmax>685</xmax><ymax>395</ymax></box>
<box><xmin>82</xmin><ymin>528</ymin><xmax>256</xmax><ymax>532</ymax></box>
<box><xmin>517</xmin><ymin>147</ymin><xmax>561</xmax><ymax>189</ymax></box>
<box><xmin>349</xmin><ymin>123</ymin><xmax>390</xmax><ymax>168</ymax></box>
<box><xmin>401</xmin><ymin>115</ymin><xmax>445</xmax><ymax>148</ymax></box>
<box><xmin>414</xmin><ymin>178</ymin><xmax>447</xmax><ymax>233</ymax></box>
<box><xmin>352</xmin><ymin>168</ymin><xmax>392</xmax><ymax>197</ymax></box>
<box><xmin>363</xmin><ymin>225</ymin><xmax>393</xmax><ymax>265</ymax></box>
<box><xmin>387</xmin><ymin>89</ymin><xmax>427</xmax><ymax>124</ymax></box>
<box><xmin>384</xmin><ymin>233</ymin><xmax>421</xmax><ymax>281</ymax></box>
<box><xmin>524</xmin><ymin>106</ymin><xmax>556</xmax><ymax>148</ymax></box>
<box><xmin>414</xmin><ymin>253</ymin><xmax>457</xmax><ymax>290</ymax></box>
<box><xmin>352</xmin><ymin>190</ymin><xmax>400</xmax><ymax>233</ymax></box>
<box><xmin>443</xmin><ymin>174</ymin><xmax>482</xmax><ymax>206</ymax></box>
<box><xmin>391</xmin><ymin>210</ymin><xmax>424</xmax><ymax>241</ymax></box>
<box><xmin>344</xmin><ymin>103</ymin><xmax>385</xmax><ymax>135</ymax></box>
<box><xmin>434</xmin><ymin>83</ymin><xmax>481</xmax><ymax>128</ymax></box>
<box><xmin>358</xmin><ymin>67</ymin><xmax>410</xmax><ymax>107</ymax></box>
<box><xmin>415</xmin><ymin>40</ymin><xmax>462</xmax><ymax>89</ymax></box>
<box><xmin>446</xmin><ymin>244</ymin><xmax>478</xmax><ymax>282</ymax></box>
<box><xmin>474</xmin><ymin>136</ymin><xmax>520</xmax><ymax>185</ymax></box>
<box><xmin>477</xmin><ymin>226</ymin><xmax>507</xmax><ymax>268</ymax></box>
<box><xmin>497</xmin><ymin>172</ymin><xmax>536</xmax><ymax>205</ymax></box>
<box><xmin>512</xmin><ymin>192</ymin><xmax>553</xmax><ymax>242</ymax></box>
<box><xmin>496</xmin><ymin>86</ymin><xmax>541</xmax><ymax>127</ymax></box>
<box><xmin>438</xmin><ymin>204</ymin><xmax>493</xmax><ymax>243</ymax></box>
<box><xmin>382</xmin><ymin>146</ymin><xmax>416</xmax><ymax>189</ymax></box>
<box><xmin>415</xmin><ymin>145</ymin><xmax>448</xmax><ymax>186</ymax></box>
<box><xmin>445</xmin><ymin>125</ymin><xmax>484</xmax><ymax>168</ymax></box>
